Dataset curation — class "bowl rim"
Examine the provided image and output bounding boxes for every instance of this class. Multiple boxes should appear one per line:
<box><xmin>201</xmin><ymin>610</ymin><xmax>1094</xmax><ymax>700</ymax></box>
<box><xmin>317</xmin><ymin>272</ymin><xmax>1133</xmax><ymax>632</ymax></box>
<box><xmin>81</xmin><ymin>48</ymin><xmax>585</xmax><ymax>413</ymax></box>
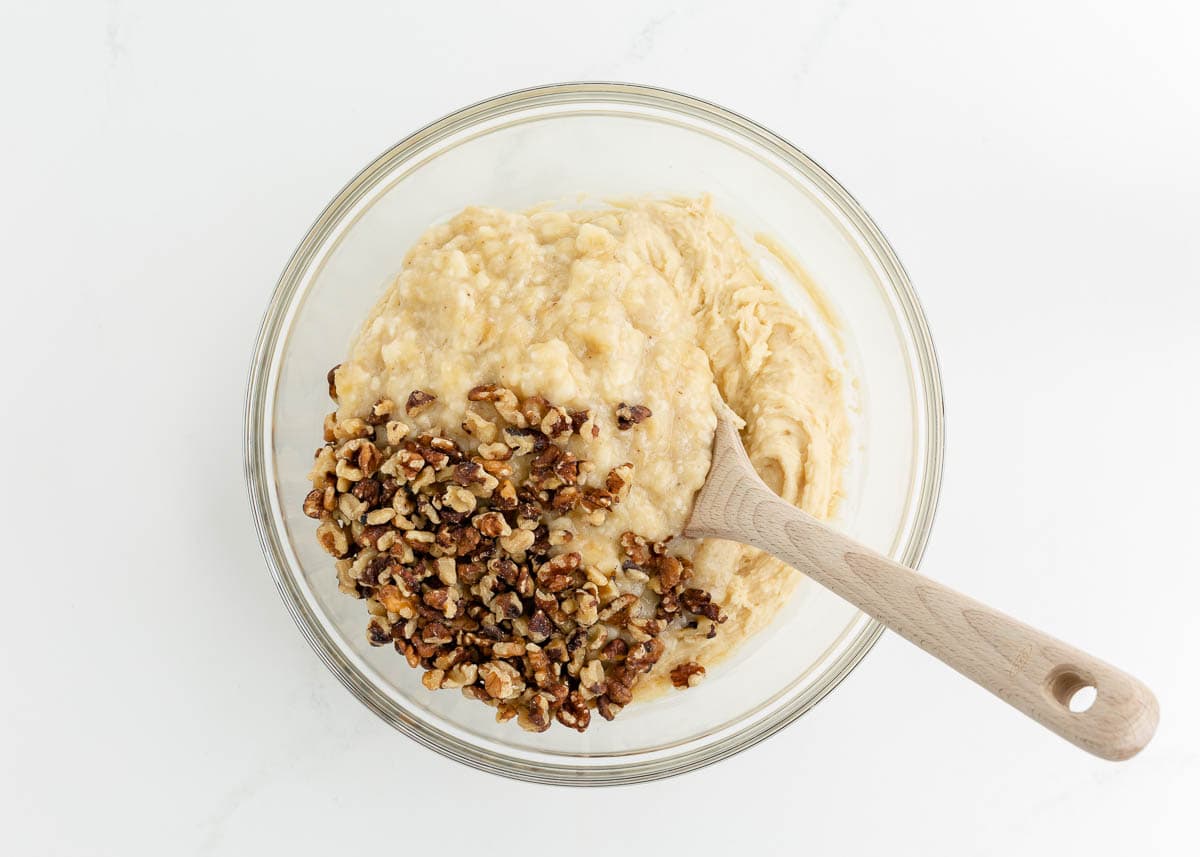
<box><xmin>244</xmin><ymin>81</ymin><xmax>945</xmax><ymax>786</ymax></box>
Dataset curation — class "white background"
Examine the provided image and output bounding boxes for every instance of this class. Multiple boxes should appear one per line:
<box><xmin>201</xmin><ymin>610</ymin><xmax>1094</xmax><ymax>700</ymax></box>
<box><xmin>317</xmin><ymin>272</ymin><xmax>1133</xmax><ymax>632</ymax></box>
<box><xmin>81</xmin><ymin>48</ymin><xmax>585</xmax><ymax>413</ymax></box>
<box><xmin>2</xmin><ymin>1</ymin><xmax>1197</xmax><ymax>854</ymax></box>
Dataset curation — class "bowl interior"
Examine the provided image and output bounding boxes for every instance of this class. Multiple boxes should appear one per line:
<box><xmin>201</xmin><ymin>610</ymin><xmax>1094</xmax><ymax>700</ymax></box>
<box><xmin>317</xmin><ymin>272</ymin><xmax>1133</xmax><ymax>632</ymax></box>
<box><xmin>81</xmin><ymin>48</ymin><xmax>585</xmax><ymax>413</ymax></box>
<box><xmin>251</xmin><ymin>86</ymin><xmax>941</xmax><ymax>782</ymax></box>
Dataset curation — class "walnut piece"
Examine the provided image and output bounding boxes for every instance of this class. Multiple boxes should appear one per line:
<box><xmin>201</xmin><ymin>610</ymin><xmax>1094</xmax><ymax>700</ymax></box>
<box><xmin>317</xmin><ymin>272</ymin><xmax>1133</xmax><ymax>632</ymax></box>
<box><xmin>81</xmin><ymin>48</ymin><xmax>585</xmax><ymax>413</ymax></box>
<box><xmin>670</xmin><ymin>661</ymin><xmax>707</xmax><ymax>688</ymax></box>
<box><xmin>615</xmin><ymin>402</ymin><xmax>652</xmax><ymax>429</ymax></box>
<box><xmin>405</xmin><ymin>390</ymin><xmax>436</xmax><ymax>416</ymax></box>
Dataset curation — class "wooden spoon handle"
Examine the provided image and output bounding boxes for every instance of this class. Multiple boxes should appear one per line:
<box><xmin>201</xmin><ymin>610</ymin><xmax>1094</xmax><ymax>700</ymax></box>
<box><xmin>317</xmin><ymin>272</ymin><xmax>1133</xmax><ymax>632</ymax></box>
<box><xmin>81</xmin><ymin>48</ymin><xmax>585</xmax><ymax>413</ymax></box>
<box><xmin>686</xmin><ymin>430</ymin><xmax>1158</xmax><ymax>760</ymax></box>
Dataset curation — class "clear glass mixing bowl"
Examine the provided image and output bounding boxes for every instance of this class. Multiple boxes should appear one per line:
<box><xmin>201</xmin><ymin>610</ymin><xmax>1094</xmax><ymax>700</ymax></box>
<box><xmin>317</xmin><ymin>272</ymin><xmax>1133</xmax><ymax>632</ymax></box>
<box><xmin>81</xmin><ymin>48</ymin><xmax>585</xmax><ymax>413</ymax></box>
<box><xmin>244</xmin><ymin>83</ymin><xmax>944</xmax><ymax>785</ymax></box>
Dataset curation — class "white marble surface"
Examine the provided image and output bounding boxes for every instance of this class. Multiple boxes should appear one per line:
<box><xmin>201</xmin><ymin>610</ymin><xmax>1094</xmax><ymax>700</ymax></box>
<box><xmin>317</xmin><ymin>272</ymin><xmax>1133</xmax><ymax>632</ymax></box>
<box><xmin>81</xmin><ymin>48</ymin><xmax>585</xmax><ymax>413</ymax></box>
<box><xmin>2</xmin><ymin>1</ymin><xmax>1197</xmax><ymax>854</ymax></box>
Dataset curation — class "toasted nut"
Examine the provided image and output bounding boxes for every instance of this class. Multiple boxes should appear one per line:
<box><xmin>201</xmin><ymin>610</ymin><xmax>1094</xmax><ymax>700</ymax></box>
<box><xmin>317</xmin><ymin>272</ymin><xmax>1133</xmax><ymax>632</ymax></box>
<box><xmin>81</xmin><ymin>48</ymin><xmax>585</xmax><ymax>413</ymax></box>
<box><xmin>625</xmin><ymin>638</ymin><xmax>666</xmax><ymax>673</ymax></box>
<box><xmin>493</xmin><ymin>479</ymin><xmax>518</xmax><ymax>510</ymax></box>
<box><xmin>365</xmin><ymin>398</ymin><xmax>395</xmax><ymax>426</ymax></box>
<box><xmin>596</xmin><ymin>695</ymin><xmax>622</xmax><ymax>721</ymax></box>
<box><xmin>555</xmin><ymin>690</ymin><xmax>591</xmax><ymax>732</ymax></box>
<box><xmin>337</xmin><ymin>438</ymin><xmax>384</xmax><ymax>478</ymax></box>
<box><xmin>492</xmin><ymin>641</ymin><xmax>526</xmax><ymax>658</ymax></box>
<box><xmin>601</xmin><ymin>638</ymin><xmax>628</xmax><ymax>661</ymax></box>
<box><xmin>501</xmin><ymin>427</ymin><xmax>537</xmax><ymax>456</ymax></box>
<box><xmin>605</xmin><ymin>667</ymin><xmax>636</xmax><ymax>705</ymax></box>
<box><xmin>520</xmin><ymin>395</ymin><xmax>551</xmax><ymax>426</ymax></box>
<box><xmin>473</xmin><ymin>511</ymin><xmax>511</xmax><ymax>538</ymax></box>
<box><xmin>466</xmin><ymin>384</ymin><xmax>500</xmax><ymax>401</ymax></box>
<box><xmin>450</xmin><ymin>461</ymin><xmax>486</xmax><ymax>486</ymax></box>
<box><xmin>527</xmin><ymin>610</ymin><xmax>553</xmax><ymax>642</ymax></box>
<box><xmin>499</xmin><ymin>528</ymin><xmax>535</xmax><ymax>556</ymax></box>
<box><xmin>316</xmin><ymin>520</ymin><xmax>350</xmax><ymax>557</ymax></box>
<box><xmin>519</xmin><ymin>691</ymin><xmax>554</xmax><ymax>733</ymax></box>
<box><xmin>670</xmin><ymin>662</ymin><xmax>707</xmax><ymax>688</ymax></box>
<box><xmin>480</xmin><ymin>660</ymin><xmax>525</xmax><ymax>700</ymax></box>
<box><xmin>477</xmin><ymin>442</ymin><xmax>512</xmax><ymax>461</ymax></box>
<box><xmin>308</xmin><ymin>446</ymin><xmax>337</xmax><ymax>487</ymax></box>
<box><xmin>443</xmin><ymin>484</ymin><xmax>477</xmax><ymax>514</ymax></box>
<box><xmin>620</xmin><ymin>531</ymin><xmax>652</xmax><ymax>565</ymax></box>
<box><xmin>385</xmin><ymin>420</ymin><xmax>410</xmax><ymax>446</ymax></box>
<box><xmin>574</xmin><ymin>585</ymin><xmax>600</xmax><ymax>627</ymax></box>
<box><xmin>366</xmin><ymin>617</ymin><xmax>391</xmax><ymax>646</ymax></box>
<box><xmin>435</xmin><ymin>556</ymin><xmax>457</xmax><ymax>585</ymax></box>
<box><xmin>468</xmin><ymin>385</ymin><xmax>523</xmax><ymax>425</ymax></box>
<box><xmin>351</xmin><ymin>477</ymin><xmax>382</xmax><ymax>507</ymax></box>
<box><xmin>302</xmin><ymin>489</ymin><xmax>327</xmax><ymax>519</ymax></box>
<box><xmin>326</xmin><ymin>365</ymin><xmax>341</xmax><ymax>401</ymax></box>
<box><xmin>410</xmin><ymin>466</ymin><xmax>436</xmax><ymax>492</ymax></box>
<box><xmin>680</xmin><ymin>587</ymin><xmax>725</xmax><ymax>622</ymax></box>
<box><xmin>461</xmin><ymin>409</ymin><xmax>498</xmax><ymax>443</ymax></box>
<box><xmin>654</xmin><ymin>555</ymin><xmax>684</xmax><ymax>589</ymax></box>
<box><xmin>579</xmin><ymin>658</ymin><xmax>607</xmax><ymax>699</ymax></box>
<box><xmin>479</xmin><ymin>458</ymin><xmax>512</xmax><ymax>478</ymax></box>
<box><xmin>615</xmin><ymin>403</ymin><xmax>652</xmax><ymax>429</ymax></box>
<box><xmin>334</xmin><ymin>417</ymin><xmax>372</xmax><ymax>441</ymax></box>
<box><xmin>364</xmin><ymin>507</ymin><xmax>395</xmax><ymax>526</ymax></box>
<box><xmin>606</xmin><ymin>463</ymin><xmax>634</xmax><ymax>500</ymax></box>
<box><xmin>570</xmin><ymin>409</ymin><xmax>600</xmax><ymax>439</ymax></box>
<box><xmin>597</xmin><ymin>593</ymin><xmax>638</xmax><ymax>625</ymax></box>
<box><xmin>491</xmin><ymin>591</ymin><xmax>523</xmax><ymax>621</ymax></box>
<box><xmin>403</xmin><ymin>529</ymin><xmax>436</xmax><ymax>547</ymax></box>
<box><xmin>421</xmin><ymin>669</ymin><xmax>445</xmax><ymax>690</ymax></box>
<box><xmin>406</xmin><ymin>390</ymin><xmax>436</xmax><ymax>416</ymax></box>
<box><xmin>540</xmin><ymin>406</ymin><xmax>571</xmax><ymax>439</ymax></box>
<box><xmin>441</xmin><ymin>662</ymin><xmax>478</xmax><ymax>689</ymax></box>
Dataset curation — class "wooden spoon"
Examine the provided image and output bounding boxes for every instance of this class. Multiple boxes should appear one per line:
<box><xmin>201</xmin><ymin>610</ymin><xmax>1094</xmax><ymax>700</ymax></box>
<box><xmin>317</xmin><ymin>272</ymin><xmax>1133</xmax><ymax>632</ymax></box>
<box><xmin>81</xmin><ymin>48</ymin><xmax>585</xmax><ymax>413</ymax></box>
<box><xmin>684</xmin><ymin>408</ymin><xmax>1158</xmax><ymax>761</ymax></box>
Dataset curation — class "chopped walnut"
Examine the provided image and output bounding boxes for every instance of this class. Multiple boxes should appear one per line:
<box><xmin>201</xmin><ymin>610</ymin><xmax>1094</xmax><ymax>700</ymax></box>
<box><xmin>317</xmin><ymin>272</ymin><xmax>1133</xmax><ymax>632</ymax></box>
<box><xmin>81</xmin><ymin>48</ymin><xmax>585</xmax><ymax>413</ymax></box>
<box><xmin>502</xmin><ymin>427</ymin><xmax>537</xmax><ymax>455</ymax></box>
<box><xmin>519</xmin><ymin>691</ymin><xmax>554</xmax><ymax>732</ymax></box>
<box><xmin>366</xmin><ymin>398</ymin><xmax>395</xmax><ymax>426</ymax></box>
<box><xmin>334</xmin><ymin>417</ymin><xmax>372</xmax><ymax>441</ymax></box>
<box><xmin>477</xmin><ymin>441</ymin><xmax>511</xmax><ymax>461</ymax></box>
<box><xmin>596</xmin><ymin>695</ymin><xmax>622</xmax><ymax>721</ymax></box>
<box><xmin>461</xmin><ymin>409</ymin><xmax>498</xmax><ymax>443</ymax></box>
<box><xmin>540</xmin><ymin>406</ymin><xmax>571</xmax><ymax>439</ymax></box>
<box><xmin>670</xmin><ymin>662</ymin><xmax>707</xmax><ymax>688</ymax></box>
<box><xmin>473</xmin><ymin>511</ymin><xmax>511</xmax><ymax>538</ymax></box>
<box><xmin>499</xmin><ymin>528</ymin><xmax>535</xmax><ymax>556</ymax></box>
<box><xmin>520</xmin><ymin>395</ymin><xmax>551</xmax><ymax>426</ymax></box>
<box><xmin>443</xmin><ymin>484</ymin><xmax>477</xmax><ymax>514</ymax></box>
<box><xmin>337</xmin><ymin>438</ymin><xmax>384</xmax><ymax>479</ymax></box>
<box><xmin>316</xmin><ymin>520</ymin><xmax>350</xmax><ymax>557</ymax></box>
<box><xmin>326</xmin><ymin>365</ymin><xmax>341</xmax><ymax>401</ymax></box>
<box><xmin>615</xmin><ymin>403</ymin><xmax>652</xmax><ymax>430</ymax></box>
<box><xmin>625</xmin><ymin>638</ymin><xmax>665</xmax><ymax>674</ymax></box>
<box><xmin>579</xmin><ymin>658</ymin><xmax>607</xmax><ymax>699</ymax></box>
<box><xmin>406</xmin><ymin>390</ymin><xmax>436</xmax><ymax>416</ymax></box>
<box><xmin>481</xmin><ymin>660</ymin><xmax>525</xmax><ymax>700</ymax></box>
<box><xmin>302</xmin><ymin>489</ymin><xmax>327</xmax><ymax>519</ymax></box>
<box><xmin>492</xmin><ymin>640</ymin><xmax>526</xmax><ymax>658</ymax></box>
<box><xmin>605</xmin><ymin>463</ymin><xmax>634</xmax><ymax>500</ymax></box>
<box><xmin>569</xmin><ymin>409</ymin><xmax>600</xmax><ymax>439</ymax></box>
<box><xmin>366</xmin><ymin>617</ymin><xmax>391</xmax><ymax>646</ymax></box>
<box><xmin>555</xmin><ymin>690</ymin><xmax>591</xmax><ymax>732</ymax></box>
<box><xmin>600</xmin><ymin>638</ymin><xmax>628</xmax><ymax>661</ymax></box>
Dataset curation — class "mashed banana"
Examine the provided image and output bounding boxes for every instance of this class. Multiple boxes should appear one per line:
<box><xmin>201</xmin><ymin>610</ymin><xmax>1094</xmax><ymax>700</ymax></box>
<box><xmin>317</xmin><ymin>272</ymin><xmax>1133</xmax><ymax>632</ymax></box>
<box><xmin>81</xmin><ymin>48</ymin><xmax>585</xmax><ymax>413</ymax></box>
<box><xmin>334</xmin><ymin>196</ymin><xmax>849</xmax><ymax>697</ymax></box>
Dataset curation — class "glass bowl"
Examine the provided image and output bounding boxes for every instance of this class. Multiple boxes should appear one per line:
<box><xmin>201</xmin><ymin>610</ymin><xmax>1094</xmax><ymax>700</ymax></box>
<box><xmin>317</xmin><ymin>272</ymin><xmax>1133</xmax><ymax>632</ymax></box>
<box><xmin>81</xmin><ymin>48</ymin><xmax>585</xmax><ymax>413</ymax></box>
<box><xmin>244</xmin><ymin>83</ymin><xmax>944</xmax><ymax>785</ymax></box>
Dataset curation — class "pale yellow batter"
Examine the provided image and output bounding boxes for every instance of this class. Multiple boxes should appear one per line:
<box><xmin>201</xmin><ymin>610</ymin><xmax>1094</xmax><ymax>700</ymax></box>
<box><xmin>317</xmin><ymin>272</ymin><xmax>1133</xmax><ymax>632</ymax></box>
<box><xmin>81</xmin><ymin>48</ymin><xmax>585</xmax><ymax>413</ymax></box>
<box><xmin>334</xmin><ymin>196</ymin><xmax>850</xmax><ymax>696</ymax></box>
